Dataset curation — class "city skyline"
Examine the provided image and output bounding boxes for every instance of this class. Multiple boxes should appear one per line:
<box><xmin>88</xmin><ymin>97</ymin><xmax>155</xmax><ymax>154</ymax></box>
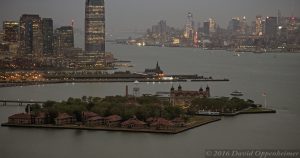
<box><xmin>1</xmin><ymin>0</ymin><xmax>299</xmax><ymax>48</ymax></box>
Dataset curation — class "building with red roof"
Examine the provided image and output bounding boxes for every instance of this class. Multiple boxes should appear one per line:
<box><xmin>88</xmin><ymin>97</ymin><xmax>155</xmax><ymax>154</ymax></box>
<box><xmin>55</xmin><ymin>113</ymin><xmax>75</xmax><ymax>125</ymax></box>
<box><xmin>8</xmin><ymin>113</ymin><xmax>33</xmax><ymax>124</ymax></box>
<box><xmin>121</xmin><ymin>118</ymin><xmax>147</xmax><ymax>129</ymax></box>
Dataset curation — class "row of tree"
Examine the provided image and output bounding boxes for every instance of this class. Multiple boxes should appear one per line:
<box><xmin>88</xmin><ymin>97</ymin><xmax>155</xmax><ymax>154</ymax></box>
<box><xmin>188</xmin><ymin>97</ymin><xmax>255</xmax><ymax>113</ymax></box>
<box><xmin>29</xmin><ymin>96</ymin><xmax>184</xmax><ymax>123</ymax></box>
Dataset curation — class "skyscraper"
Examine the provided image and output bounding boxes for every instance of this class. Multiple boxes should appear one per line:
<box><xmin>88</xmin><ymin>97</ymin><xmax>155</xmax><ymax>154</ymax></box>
<box><xmin>256</xmin><ymin>15</ymin><xmax>263</xmax><ymax>36</ymax></box>
<box><xmin>203</xmin><ymin>21</ymin><xmax>210</xmax><ymax>35</ymax></box>
<box><xmin>19</xmin><ymin>14</ymin><xmax>43</xmax><ymax>56</ymax></box>
<box><xmin>265</xmin><ymin>16</ymin><xmax>278</xmax><ymax>38</ymax></box>
<box><xmin>42</xmin><ymin>18</ymin><xmax>54</xmax><ymax>55</ymax></box>
<box><xmin>184</xmin><ymin>12</ymin><xmax>194</xmax><ymax>39</ymax></box>
<box><xmin>54</xmin><ymin>26</ymin><xmax>74</xmax><ymax>55</ymax></box>
<box><xmin>208</xmin><ymin>18</ymin><xmax>216</xmax><ymax>34</ymax></box>
<box><xmin>85</xmin><ymin>0</ymin><xmax>105</xmax><ymax>53</ymax></box>
<box><xmin>3</xmin><ymin>21</ymin><xmax>19</xmax><ymax>42</ymax></box>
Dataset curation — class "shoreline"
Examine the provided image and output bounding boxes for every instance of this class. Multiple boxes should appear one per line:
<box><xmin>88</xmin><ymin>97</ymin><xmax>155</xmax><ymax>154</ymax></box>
<box><xmin>196</xmin><ymin>107</ymin><xmax>276</xmax><ymax>117</ymax></box>
<box><xmin>0</xmin><ymin>78</ymin><xmax>229</xmax><ymax>88</ymax></box>
<box><xmin>1</xmin><ymin>117</ymin><xmax>221</xmax><ymax>134</ymax></box>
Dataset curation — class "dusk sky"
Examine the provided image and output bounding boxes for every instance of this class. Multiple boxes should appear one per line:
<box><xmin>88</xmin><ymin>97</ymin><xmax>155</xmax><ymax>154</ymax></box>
<box><xmin>1</xmin><ymin>0</ymin><xmax>299</xmax><ymax>47</ymax></box>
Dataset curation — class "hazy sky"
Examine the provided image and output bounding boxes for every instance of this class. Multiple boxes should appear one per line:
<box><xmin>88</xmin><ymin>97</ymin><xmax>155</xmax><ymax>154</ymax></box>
<box><xmin>1</xmin><ymin>0</ymin><xmax>299</xmax><ymax>47</ymax></box>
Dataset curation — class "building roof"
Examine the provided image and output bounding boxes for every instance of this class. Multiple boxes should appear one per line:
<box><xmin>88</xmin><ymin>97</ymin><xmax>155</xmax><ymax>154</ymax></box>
<box><xmin>121</xmin><ymin>118</ymin><xmax>146</xmax><ymax>126</ymax></box>
<box><xmin>104</xmin><ymin>115</ymin><xmax>122</xmax><ymax>122</ymax></box>
<box><xmin>9</xmin><ymin>113</ymin><xmax>31</xmax><ymax>119</ymax></box>
<box><xmin>172</xmin><ymin>90</ymin><xmax>208</xmax><ymax>97</ymax></box>
<box><xmin>55</xmin><ymin>113</ymin><xmax>73</xmax><ymax>120</ymax></box>
<box><xmin>87</xmin><ymin>116</ymin><xmax>103</xmax><ymax>121</ymax></box>
<box><xmin>82</xmin><ymin>111</ymin><xmax>99</xmax><ymax>118</ymax></box>
<box><xmin>35</xmin><ymin>112</ymin><xmax>47</xmax><ymax>118</ymax></box>
<box><xmin>150</xmin><ymin>118</ymin><xmax>174</xmax><ymax>127</ymax></box>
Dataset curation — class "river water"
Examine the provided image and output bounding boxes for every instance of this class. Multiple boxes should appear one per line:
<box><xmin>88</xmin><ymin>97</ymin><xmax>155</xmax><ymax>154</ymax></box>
<box><xmin>1</xmin><ymin>43</ymin><xmax>300</xmax><ymax>158</ymax></box>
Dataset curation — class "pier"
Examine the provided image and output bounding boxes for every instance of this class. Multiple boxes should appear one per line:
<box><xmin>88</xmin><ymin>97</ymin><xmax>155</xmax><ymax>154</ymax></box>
<box><xmin>0</xmin><ymin>100</ymin><xmax>46</xmax><ymax>106</ymax></box>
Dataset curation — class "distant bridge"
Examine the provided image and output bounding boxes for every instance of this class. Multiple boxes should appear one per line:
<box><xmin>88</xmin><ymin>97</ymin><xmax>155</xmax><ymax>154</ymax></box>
<box><xmin>0</xmin><ymin>100</ymin><xmax>46</xmax><ymax>106</ymax></box>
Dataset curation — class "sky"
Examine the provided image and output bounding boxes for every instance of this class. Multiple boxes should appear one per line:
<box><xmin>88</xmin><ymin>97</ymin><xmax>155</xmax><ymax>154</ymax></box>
<box><xmin>1</xmin><ymin>0</ymin><xmax>299</xmax><ymax>48</ymax></box>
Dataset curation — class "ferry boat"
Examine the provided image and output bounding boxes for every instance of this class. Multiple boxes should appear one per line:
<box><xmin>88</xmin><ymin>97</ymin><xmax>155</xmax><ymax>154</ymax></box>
<box><xmin>230</xmin><ymin>90</ymin><xmax>243</xmax><ymax>96</ymax></box>
<box><xmin>196</xmin><ymin>110</ymin><xmax>220</xmax><ymax>116</ymax></box>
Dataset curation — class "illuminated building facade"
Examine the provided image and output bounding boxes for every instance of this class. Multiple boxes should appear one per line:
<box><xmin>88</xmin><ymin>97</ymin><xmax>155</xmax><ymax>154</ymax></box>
<box><xmin>208</xmin><ymin>18</ymin><xmax>216</xmax><ymax>34</ymax></box>
<box><xmin>184</xmin><ymin>12</ymin><xmax>194</xmax><ymax>39</ymax></box>
<box><xmin>255</xmin><ymin>15</ymin><xmax>263</xmax><ymax>36</ymax></box>
<box><xmin>85</xmin><ymin>0</ymin><xmax>105</xmax><ymax>53</ymax></box>
<box><xmin>19</xmin><ymin>14</ymin><xmax>43</xmax><ymax>56</ymax></box>
<box><xmin>54</xmin><ymin>26</ymin><xmax>74</xmax><ymax>55</ymax></box>
<box><xmin>3</xmin><ymin>21</ymin><xmax>19</xmax><ymax>42</ymax></box>
<box><xmin>42</xmin><ymin>18</ymin><xmax>54</xmax><ymax>55</ymax></box>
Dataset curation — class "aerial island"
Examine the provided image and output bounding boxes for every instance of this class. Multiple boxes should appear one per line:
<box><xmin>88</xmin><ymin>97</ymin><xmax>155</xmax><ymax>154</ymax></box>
<box><xmin>1</xmin><ymin>85</ymin><xmax>276</xmax><ymax>134</ymax></box>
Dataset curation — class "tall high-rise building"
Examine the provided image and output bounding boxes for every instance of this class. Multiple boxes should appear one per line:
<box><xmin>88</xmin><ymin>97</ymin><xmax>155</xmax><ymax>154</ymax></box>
<box><xmin>265</xmin><ymin>16</ymin><xmax>278</xmax><ymax>38</ymax></box>
<box><xmin>19</xmin><ymin>14</ymin><xmax>43</xmax><ymax>56</ymax></box>
<box><xmin>228</xmin><ymin>17</ymin><xmax>240</xmax><ymax>33</ymax></box>
<box><xmin>203</xmin><ymin>21</ymin><xmax>210</xmax><ymax>35</ymax></box>
<box><xmin>184</xmin><ymin>12</ymin><xmax>194</xmax><ymax>39</ymax></box>
<box><xmin>208</xmin><ymin>18</ymin><xmax>216</xmax><ymax>34</ymax></box>
<box><xmin>42</xmin><ymin>18</ymin><xmax>54</xmax><ymax>55</ymax></box>
<box><xmin>54</xmin><ymin>26</ymin><xmax>74</xmax><ymax>55</ymax></box>
<box><xmin>255</xmin><ymin>15</ymin><xmax>263</xmax><ymax>36</ymax></box>
<box><xmin>3</xmin><ymin>21</ymin><xmax>19</xmax><ymax>42</ymax></box>
<box><xmin>85</xmin><ymin>0</ymin><xmax>105</xmax><ymax>53</ymax></box>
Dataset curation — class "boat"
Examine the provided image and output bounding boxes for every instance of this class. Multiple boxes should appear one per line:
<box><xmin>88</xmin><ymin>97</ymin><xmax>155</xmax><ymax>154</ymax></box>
<box><xmin>196</xmin><ymin>110</ymin><xmax>220</xmax><ymax>116</ymax></box>
<box><xmin>230</xmin><ymin>90</ymin><xmax>243</xmax><ymax>96</ymax></box>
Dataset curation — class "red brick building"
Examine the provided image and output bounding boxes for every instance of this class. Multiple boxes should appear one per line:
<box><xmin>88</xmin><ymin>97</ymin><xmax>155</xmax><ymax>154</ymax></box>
<box><xmin>55</xmin><ymin>113</ymin><xmax>75</xmax><ymax>125</ymax></box>
<box><xmin>121</xmin><ymin>118</ymin><xmax>147</xmax><ymax>129</ymax></box>
<box><xmin>8</xmin><ymin>113</ymin><xmax>33</xmax><ymax>124</ymax></box>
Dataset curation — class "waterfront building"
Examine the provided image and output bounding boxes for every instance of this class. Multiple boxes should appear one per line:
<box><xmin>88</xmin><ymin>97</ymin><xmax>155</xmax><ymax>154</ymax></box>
<box><xmin>82</xmin><ymin>111</ymin><xmax>99</xmax><ymax>123</ymax></box>
<box><xmin>19</xmin><ymin>14</ymin><xmax>43</xmax><ymax>57</ymax></box>
<box><xmin>54</xmin><ymin>113</ymin><xmax>75</xmax><ymax>125</ymax></box>
<box><xmin>144</xmin><ymin>62</ymin><xmax>164</xmax><ymax>76</ymax></box>
<box><xmin>42</xmin><ymin>18</ymin><xmax>54</xmax><ymax>55</ymax></box>
<box><xmin>54</xmin><ymin>26</ymin><xmax>74</xmax><ymax>55</ymax></box>
<box><xmin>265</xmin><ymin>16</ymin><xmax>278</xmax><ymax>38</ymax></box>
<box><xmin>8</xmin><ymin>113</ymin><xmax>32</xmax><ymax>124</ymax></box>
<box><xmin>35</xmin><ymin>112</ymin><xmax>47</xmax><ymax>124</ymax></box>
<box><xmin>256</xmin><ymin>15</ymin><xmax>263</xmax><ymax>36</ymax></box>
<box><xmin>3</xmin><ymin>21</ymin><xmax>19</xmax><ymax>42</ymax></box>
<box><xmin>170</xmin><ymin>85</ymin><xmax>210</xmax><ymax>106</ymax></box>
<box><xmin>86</xmin><ymin>116</ymin><xmax>104</xmax><ymax>126</ymax></box>
<box><xmin>85</xmin><ymin>0</ymin><xmax>105</xmax><ymax>53</ymax></box>
<box><xmin>104</xmin><ymin>115</ymin><xmax>122</xmax><ymax>127</ymax></box>
<box><xmin>121</xmin><ymin>118</ymin><xmax>147</xmax><ymax>129</ymax></box>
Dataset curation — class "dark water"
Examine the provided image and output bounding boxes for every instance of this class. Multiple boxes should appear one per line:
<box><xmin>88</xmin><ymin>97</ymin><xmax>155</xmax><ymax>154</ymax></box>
<box><xmin>1</xmin><ymin>44</ymin><xmax>300</xmax><ymax>158</ymax></box>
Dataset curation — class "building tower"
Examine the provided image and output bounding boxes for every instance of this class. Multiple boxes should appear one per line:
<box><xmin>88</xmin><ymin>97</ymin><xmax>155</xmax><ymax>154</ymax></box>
<box><xmin>42</xmin><ymin>18</ymin><xmax>54</xmax><ymax>55</ymax></box>
<box><xmin>85</xmin><ymin>0</ymin><xmax>105</xmax><ymax>53</ymax></box>
<box><xmin>255</xmin><ymin>15</ymin><xmax>263</xmax><ymax>36</ymax></box>
<box><xmin>3</xmin><ymin>21</ymin><xmax>19</xmax><ymax>42</ymax></box>
<box><xmin>184</xmin><ymin>12</ymin><xmax>194</xmax><ymax>39</ymax></box>
<box><xmin>19</xmin><ymin>14</ymin><xmax>43</xmax><ymax>57</ymax></box>
<box><xmin>54</xmin><ymin>26</ymin><xmax>74</xmax><ymax>56</ymax></box>
<box><xmin>208</xmin><ymin>18</ymin><xmax>216</xmax><ymax>34</ymax></box>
